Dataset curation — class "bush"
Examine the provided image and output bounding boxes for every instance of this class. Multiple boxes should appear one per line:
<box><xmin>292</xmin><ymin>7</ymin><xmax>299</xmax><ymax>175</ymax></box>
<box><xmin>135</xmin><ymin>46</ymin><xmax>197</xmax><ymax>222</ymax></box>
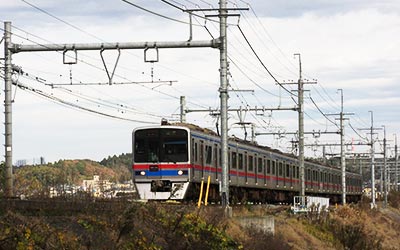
<box><xmin>327</xmin><ymin>206</ymin><xmax>383</xmax><ymax>250</ymax></box>
<box><xmin>389</xmin><ymin>190</ymin><xmax>400</xmax><ymax>209</ymax></box>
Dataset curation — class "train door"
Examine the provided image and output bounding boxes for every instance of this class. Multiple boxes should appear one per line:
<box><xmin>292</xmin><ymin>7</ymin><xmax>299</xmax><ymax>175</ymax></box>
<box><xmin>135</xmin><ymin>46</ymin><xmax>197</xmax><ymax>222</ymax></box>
<box><xmin>200</xmin><ymin>140</ymin><xmax>204</xmax><ymax>179</ymax></box>
<box><xmin>284</xmin><ymin>163</ymin><xmax>290</xmax><ymax>188</ymax></box>
<box><xmin>278</xmin><ymin>161</ymin><xmax>283</xmax><ymax>187</ymax></box>
<box><xmin>213</xmin><ymin>143</ymin><xmax>218</xmax><ymax>182</ymax></box>
<box><xmin>231</xmin><ymin>150</ymin><xmax>238</xmax><ymax>185</ymax></box>
<box><xmin>228</xmin><ymin>147</ymin><xmax>231</xmax><ymax>183</ymax></box>
<box><xmin>272</xmin><ymin>160</ymin><xmax>277</xmax><ymax>187</ymax></box>
<box><xmin>205</xmin><ymin>143</ymin><xmax>212</xmax><ymax>181</ymax></box>
<box><xmin>248</xmin><ymin>154</ymin><xmax>254</xmax><ymax>185</ymax></box>
<box><xmin>238</xmin><ymin>152</ymin><xmax>244</xmax><ymax>185</ymax></box>
<box><xmin>191</xmin><ymin>138</ymin><xmax>198</xmax><ymax>180</ymax></box>
<box><xmin>266</xmin><ymin>159</ymin><xmax>272</xmax><ymax>188</ymax></box>
<box><xmin>244</xmin><ymin>152</ymin><xmax>248</xmax><ymax>184</ymax></box>
<box><xmin>263</xmin><ymin>157</ymin><xmax>267</xmax><ymax>186</ymax></box>
<box><xmin>254</xmin><ymin>154</ymin><xmax>258</xmax><ymax>185</ymax></box>
<box><xmin>257</xmin><ymin>156</ymin><xmax>263</xmax><ymax>186</ymax></box>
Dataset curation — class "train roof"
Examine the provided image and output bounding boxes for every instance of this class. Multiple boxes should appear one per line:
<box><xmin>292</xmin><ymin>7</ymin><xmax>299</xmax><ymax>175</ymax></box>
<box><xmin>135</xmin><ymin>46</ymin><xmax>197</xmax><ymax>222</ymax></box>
<box><xmin>149</xmin><ymin>122</ymin><xmax>366</xmax><ymax>172</ymax></box>
<box><xmin>169</xmin><ymin>122</ymin><xmax>342</xmax><ymax>170</ymax></box>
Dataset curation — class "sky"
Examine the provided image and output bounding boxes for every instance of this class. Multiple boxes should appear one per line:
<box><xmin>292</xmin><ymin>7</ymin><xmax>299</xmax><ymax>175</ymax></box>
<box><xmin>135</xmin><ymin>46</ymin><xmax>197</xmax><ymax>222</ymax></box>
<box><xmin>0</xmin><ymin>0</ymin><xmax>399</xmax><ymax>163</ymax></box>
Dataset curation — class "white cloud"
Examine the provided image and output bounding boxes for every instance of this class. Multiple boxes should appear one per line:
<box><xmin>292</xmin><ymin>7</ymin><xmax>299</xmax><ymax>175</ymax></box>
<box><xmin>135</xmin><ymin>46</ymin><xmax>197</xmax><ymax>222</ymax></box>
<box><xmin>1</xmin><ymin>0</ymin><xmax>400</xmax><ymax>162</ymax></box>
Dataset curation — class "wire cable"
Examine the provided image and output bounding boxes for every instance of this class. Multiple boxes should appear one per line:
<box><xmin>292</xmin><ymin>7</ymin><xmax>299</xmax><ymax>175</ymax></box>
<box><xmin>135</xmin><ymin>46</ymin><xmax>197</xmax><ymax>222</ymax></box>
<box><xmin>122</xmin><ymin>0</ymin><xmax>201</xmax><ymax>26</ymax></box>
<box><xmin>236</xmin><ymin>25</ymin><xmax>295</xmax><ymax>97</ymax></box>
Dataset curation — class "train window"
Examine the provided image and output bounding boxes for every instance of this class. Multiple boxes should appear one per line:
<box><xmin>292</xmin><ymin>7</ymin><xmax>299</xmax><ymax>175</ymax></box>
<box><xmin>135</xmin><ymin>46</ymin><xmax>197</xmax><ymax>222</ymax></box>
<box><xmin>307</xmin><ymin>169</ymin><xmax>311</xmax><ymax>181</ymax></box>
<box><xmin>248</xmin><ymin>155</ymin><xmax>254</xmax><ymax>172</ymax></box>
<box><xmin>135</xmin><ymin>128</ymin><xmax>188</xmax><ymax>163</ymax></box>
<box><xmin>272</xmin><ymin>161</ymin><xmax>276</xmax><ymax>175</ymax></box>
<box><xmin>238</xmin><ymin>153</ymin><xmax>243</xmax><ymax>170</ymax></box>
<box><xmin>161</xmin><ymin>129</ymin><xmax>188</xmax><ymax>162</ymax></box>
<box><xmin>205</xmin><ymin>145</ymin><xmax>212</xmax><ymax>165</ymax></box>
<box><xmin>278</xmin><ymin>162</ymin><xmax>283</xmax><ymax>176</ymax></box>
<box><xmin>232</xmin><ymin>152</ymin><xmax>237</xmax><ymax>169</ymax></box>
<box><xmin>258</xmin><ymin>157</ymin><xmax>263</xmax><ymax>173</ymax></box>
<box><xmin>267</xmin><ymin>159</ymin><xmax>271</xmax><ymax>174</ymax></box>
<box><xmin>286</xmin><ymin>164</ymin><xmax>290</xmax><ymax>177</ymax></box>
<box><xmin>134</xmin><ymin>137</ymin><xmax>146</xmax><ymax>162</ymax></box>
<box><xmin>296</xmin><ymin>166</ymin><xmax>299</xmax><ymax>179</ymax></box>
<box><xmin>193</xmin><ymin>141</ymin><xmax>198</xmax><ymax>162</ymax></box>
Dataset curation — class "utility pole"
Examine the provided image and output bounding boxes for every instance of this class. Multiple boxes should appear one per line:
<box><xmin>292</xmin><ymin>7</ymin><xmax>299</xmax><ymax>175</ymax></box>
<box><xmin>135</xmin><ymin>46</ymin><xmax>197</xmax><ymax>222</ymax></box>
<box><xmin>370</xmin><ymin>111</ymin><xmax>376</xmax><ymax>207</ymax></box>
<box><xmin>395</xmin><ymin>134</ymin><xmax>398</xmax><ymax>191</ymax></box>
<box><xmin>359</xmin><ymin>111</ymin><xmax>380</xmax><ymax>208</ymax></box>
<box><xmin>291</xmin><ymin>53</ymin><xmax>317</xmax><ymax>197</ymax></box>
<box><xmin>383</xmin><ymin>125</ymin><xmax>387</xmax><ymax>207</ymax></box>
<box><xmin>295</xmin><ymin>53</ymin><xmax>306</xmax><ymax>197</ymax></box>
<box><xmin>325</xmin><ymin>90</ymin><xmax>353</xmax><ymax>205</ymax></box>
<box><xmin>3</xmin><ymin>22</ymin><xmax>13</xmax><ymax>197</ymax></box>
<box><xmin>219</xmin><ymin>0</ymin><xmax>229</xmax><ymax>209</ymax></box>
<box><xmin>180</xmin><ymin>96</ymin><xmax>186</xmax><ymax>123</ymax></box>
<box><xmin>339</xmin><ymin>89</ymin><xmax>346</xmax><ymax>205</ymax></box>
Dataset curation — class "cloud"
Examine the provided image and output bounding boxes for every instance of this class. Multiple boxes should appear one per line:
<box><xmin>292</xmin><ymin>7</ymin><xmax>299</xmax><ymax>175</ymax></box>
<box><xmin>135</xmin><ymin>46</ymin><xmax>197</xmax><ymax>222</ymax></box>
<box><xmin>2</xmin><ymin>0</ymin><xmax>400</xmax><ymax>162</ymax></box>
<box><xmin>249</xmin><ymin>0</ymin><xmax>400</xmax><ymax>18</ymax></box>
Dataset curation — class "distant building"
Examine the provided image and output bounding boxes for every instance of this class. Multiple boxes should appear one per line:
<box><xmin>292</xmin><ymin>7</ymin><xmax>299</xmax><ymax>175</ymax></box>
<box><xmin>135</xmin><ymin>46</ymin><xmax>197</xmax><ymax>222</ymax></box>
<box><xmin>82</xmin><ymin>175</ymin><xmax>113</xmax><ymax>197</ymax></box>
<box><xmin>15</xmin><ymin>156</ymin><xmax>46</xmax><ymax>167</ymax></box>
<box><xmin>15</xmin><ymin>159</ymin><xmax>27</xmax><ymax>167</ymax></box>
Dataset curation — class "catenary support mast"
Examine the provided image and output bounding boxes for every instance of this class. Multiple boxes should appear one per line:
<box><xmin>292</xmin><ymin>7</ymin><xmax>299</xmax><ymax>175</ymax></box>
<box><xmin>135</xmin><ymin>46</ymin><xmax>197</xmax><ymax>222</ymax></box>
<box><xmin>295</xmin><ymin>53</ymin><xmax>305</xmax><ymax>197</ymax></box>
<box><xmin>3</xmin><ymin>22</ymin><xmax>13</xmax><ymax>197</ymax></box>
<box><xmin>219</xmin><ymin>0</ymin><xmax>229</xmax><ymax>208</ymax></box>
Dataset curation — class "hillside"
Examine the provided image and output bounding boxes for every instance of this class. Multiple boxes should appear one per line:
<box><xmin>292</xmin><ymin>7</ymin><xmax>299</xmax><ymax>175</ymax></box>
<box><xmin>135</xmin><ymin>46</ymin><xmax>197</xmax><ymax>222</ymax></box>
<box><xmin>0</xmin><ymin>197</ymin><xmax>400</xmax><ymax>250</ymax></box>
<box><xmin>11</xmin><ymin>155</ymin><xmax>132</xmax><ymax>197</ymax></box>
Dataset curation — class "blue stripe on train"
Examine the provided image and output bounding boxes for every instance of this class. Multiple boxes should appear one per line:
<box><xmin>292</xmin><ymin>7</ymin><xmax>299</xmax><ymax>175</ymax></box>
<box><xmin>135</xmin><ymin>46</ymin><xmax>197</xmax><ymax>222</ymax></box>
<box><xmin>135</xmin><ymin>170</ymin><xmax>188</xmax><ymax>176</ymax></box>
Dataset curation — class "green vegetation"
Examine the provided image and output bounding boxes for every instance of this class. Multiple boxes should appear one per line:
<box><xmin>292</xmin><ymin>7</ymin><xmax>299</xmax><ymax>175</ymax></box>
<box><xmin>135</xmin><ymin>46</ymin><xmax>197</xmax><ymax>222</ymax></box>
<box><xmin>8</xmin><ymin>153</ymin><xmax>133</xmax><ymax>198</ymax></box>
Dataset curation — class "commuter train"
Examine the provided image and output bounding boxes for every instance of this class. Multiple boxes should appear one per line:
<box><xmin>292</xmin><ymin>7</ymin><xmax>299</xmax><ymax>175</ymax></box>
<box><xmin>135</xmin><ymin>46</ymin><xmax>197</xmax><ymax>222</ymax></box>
<box><xmin>132</xmin><ymin>123</ymin><xmax>362</xmax><ymax>203</ymax></box>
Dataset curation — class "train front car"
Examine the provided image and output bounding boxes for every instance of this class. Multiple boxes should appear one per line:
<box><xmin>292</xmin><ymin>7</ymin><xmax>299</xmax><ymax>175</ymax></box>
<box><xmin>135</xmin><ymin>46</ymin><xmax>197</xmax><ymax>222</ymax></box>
<box><xmin>132</xmin><ymin>126</ymin><xmax>191</xmax><ymax>200</ymax></box>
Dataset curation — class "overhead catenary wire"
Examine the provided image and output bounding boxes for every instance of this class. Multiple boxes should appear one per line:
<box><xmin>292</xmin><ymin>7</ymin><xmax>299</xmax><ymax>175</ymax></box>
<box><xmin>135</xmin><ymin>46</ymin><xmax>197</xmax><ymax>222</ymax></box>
<box><xmin>3</xmin><ymin>1</ymin><xmax>378</xmax><ymax>158</ymax></box>
<box><xmin>17</xmin><ymin>69</ymin><xmax>171</xmax><ymax>120</ymax></box>
<box><xmin>11</xmin><ymin>79</ymin><xmax>158</xmax><ymax>124</ymax></box>
<box><xmin>123</xmin><ymin>0</ymin><xmax>202</xmax><ymax>26</ymax></box>
<box><xmin>309</xmin><ymin>95</ymin><xmax>338</xmax><ymax>127</ymax></box>
<box><xmin>236</xmin><ymin>25</ymin><xmax>296</xmax><ymax>98</ymax></box>
<box><xmin>8</xmin><ymin>3</ymin><xmax>217</xmax><ymax>109</ymax></box>
<box><xmin>3</xmin><ymin>24</ymin><xmax>213</xmax><ymax>110</ymax></box>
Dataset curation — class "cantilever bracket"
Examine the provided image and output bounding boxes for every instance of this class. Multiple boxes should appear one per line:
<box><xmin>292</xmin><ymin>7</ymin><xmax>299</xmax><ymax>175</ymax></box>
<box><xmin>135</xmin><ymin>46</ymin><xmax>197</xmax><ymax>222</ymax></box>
<box><xmin>100</xmin><ymin>47</ymin><xmax>121</xmax><ymax>85</ymax></box>
<box><xmin>144</xmin><ymin>47</ymin><xmax>159</xmax><ymax>63</ymax></box>
<box><xmin>63</xmin><ymin>49</ymin><xmax>77</xmax><ymax>64</ymax></box>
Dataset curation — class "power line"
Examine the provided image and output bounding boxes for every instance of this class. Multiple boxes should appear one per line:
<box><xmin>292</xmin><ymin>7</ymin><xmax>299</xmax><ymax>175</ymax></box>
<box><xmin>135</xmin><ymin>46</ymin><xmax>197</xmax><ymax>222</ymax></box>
<box><xmin>122</xmin><ymin>0</ymin><xmax>201</xmax><ymax>26</ymax></box>
<box><xmin>309</xmin><ymin>95</ymin><xmax>338</xmax><ymax>127</ymax></box>
<box><xmin>17</xmin><ymin>69</ymin><xmax>170</xmax><ymax>119</ymax></box>
<box><xmin>236</xmin><ymin>25</ymin><xmax>296</xmax><ymax>97</ymax></box>
<box><xmin>20</xmin><ymin>0</ymin><xmax>105</xmax><ymax>41</ymax></box>
<box><xmin>12</xmin><ymin>80</ymin><xmax>159</xmax><ymax>124</ymax></box>
<box><xmin>6</xmin><ymin>24</ymin><xmax>213</xmax><ymax>110</ymax></box>
<box><xmin>348</xmin><ymin>121</ymin><xmax>368</xmax><ymax>141</ymax></box>
<box><xmin>9</xmin><ymin>5</ymin><xmax>216</xmax><ymax>109</ymax></box>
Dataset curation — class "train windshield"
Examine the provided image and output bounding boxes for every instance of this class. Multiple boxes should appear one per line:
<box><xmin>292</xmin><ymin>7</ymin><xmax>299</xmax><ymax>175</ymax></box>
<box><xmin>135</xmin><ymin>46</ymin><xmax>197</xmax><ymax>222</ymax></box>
<box><xmin>134</xmin><ymin>128</ymin><xmax>188</xmax><ymax>163</ymax></box>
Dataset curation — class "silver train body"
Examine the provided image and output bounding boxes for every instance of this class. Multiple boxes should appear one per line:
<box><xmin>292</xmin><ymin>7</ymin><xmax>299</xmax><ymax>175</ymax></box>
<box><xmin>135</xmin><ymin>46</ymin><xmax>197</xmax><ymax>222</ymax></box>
<box><xmin>132</xmin><ymin>124</ymin><xmax>362</xmax><ymax>203</ymax></box>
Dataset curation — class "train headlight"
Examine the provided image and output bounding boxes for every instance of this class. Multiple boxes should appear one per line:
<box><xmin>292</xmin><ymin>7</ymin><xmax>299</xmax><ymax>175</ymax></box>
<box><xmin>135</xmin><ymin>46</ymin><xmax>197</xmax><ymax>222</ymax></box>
<box><xmin>178</xmin><ymin>170</ymin><xmax>184</xmax><ymax>176</ymax></box>
<box><xmin>140</xmin><ymin>171</ymin><xmax>146</xmax><ymax>176</ymax></box>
